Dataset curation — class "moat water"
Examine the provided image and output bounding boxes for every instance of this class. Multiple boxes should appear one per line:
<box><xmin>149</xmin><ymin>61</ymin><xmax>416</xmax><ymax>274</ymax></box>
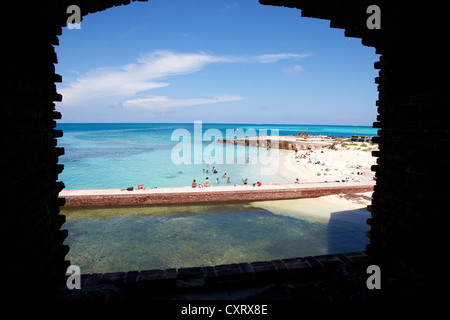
<box><xmin>62</xmin><ymin>200</ymin><xmax>370</xmax><ymax>274</ymax></box>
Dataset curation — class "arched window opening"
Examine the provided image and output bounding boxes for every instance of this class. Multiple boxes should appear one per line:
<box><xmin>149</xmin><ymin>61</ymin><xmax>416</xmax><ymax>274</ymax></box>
<box><xmin>55</xmin><ymin>0</ymin><xmax>379</xmax><ymax>274</ymax></box>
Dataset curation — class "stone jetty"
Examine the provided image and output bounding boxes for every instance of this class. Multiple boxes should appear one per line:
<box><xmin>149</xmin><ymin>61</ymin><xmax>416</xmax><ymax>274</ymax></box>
<box><xmin>217</xmin><ymin>134</ymin><xmax>335</xmax><ymax>150</ymax></box>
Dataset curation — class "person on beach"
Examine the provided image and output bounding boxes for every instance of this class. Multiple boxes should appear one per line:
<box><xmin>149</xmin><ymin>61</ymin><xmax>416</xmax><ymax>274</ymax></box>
<box><xmin>247</xmin><ymin>157</ymin><xmax>250</xmax><ymax>163</ymax></box>
<box><xmin>227</xmin><ymin>177</ymin><xmax>231</xmax><ymax>183</ymax></box>
<box><xmin>295</xmin><ymin>178</ymin><xmax>300</xmax><ymax>184</ymax></box>
<box><xmin>204</xmin><ymin>177</ymin><xmax>210</xmax><ymax>187</ymax></box>
<box><xmin>192</xmin><ymin>180</ymin><xmax>197</xmax><ymax>188</ymax></box>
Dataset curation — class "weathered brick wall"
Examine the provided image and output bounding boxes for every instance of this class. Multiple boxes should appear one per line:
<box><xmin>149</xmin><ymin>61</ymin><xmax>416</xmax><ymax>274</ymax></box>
<box><xmin>3</xmin><ymin>0</ymin><xmax>144</xmax><ymax>299</ymax></box>
<box><xmin>57</xmin><ymin>252</ymin><xmax>373</xmax><ymax>300</ymax></box>
<box><xmin>369</xmin><ymin>45</ymin><xmax>448</xmax><ymax>279</ymax></box>
<box><xmin>60</xmin><ymin>183</ymin><xmax>374</xmax><ymax>208</ymax></box>
<box><xmin>3</xmin><ymin>3</ymin><xmax>68</xmax><ymax>298</ymax></box>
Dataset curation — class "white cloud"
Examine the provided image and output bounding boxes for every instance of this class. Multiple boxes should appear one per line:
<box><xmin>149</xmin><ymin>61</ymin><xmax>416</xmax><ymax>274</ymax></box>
<box><xmin>223</xmin><ymin>2</ymin><xmax>240</xmax><ymax>11</ymax></box>
<box><xmin>59</xmin><ymin>50</ymin><xmax>229</xmax><ymax>106</ymax></box>
<box><xmin>255</xmin><ymin>53</ymin><xmax>310</xmax><ymax>63</ymax></box>
<box><xmin>58</xmin><ymin>50</ymin><xmax>310</xmax><ymax>110</ymax></box>
<box><xmin>121</xmin><ymin>95</ymin><xmax>244</xmax><ymax>110</ymax></box>
<box><xmin>282</xmin><ymin>64</ymin><xmax>304</xmax><ymax>74</ymax></box>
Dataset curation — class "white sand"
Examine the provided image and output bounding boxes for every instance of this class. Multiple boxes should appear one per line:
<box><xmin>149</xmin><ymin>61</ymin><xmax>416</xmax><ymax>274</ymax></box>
<box><xmin>255</xmin><ymin>141</ymin><xmax>378</xmax><ymax>222</ymax></box>
<box><xmin>251</xmin><ymin>192</ymin><xmax>373</xmax><ymax>223</ymax></box>
<box><xmin>276</xmin><ymin>141</ymin><xmax>378</xmax><ymax>184</ymax></box>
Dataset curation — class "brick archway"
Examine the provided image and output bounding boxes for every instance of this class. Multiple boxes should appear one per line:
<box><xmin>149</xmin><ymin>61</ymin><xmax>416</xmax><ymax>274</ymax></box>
<box><xmin>4</xmin><ymin>0</ymin><xmax>448</xmax><ymax>299</ymax></box>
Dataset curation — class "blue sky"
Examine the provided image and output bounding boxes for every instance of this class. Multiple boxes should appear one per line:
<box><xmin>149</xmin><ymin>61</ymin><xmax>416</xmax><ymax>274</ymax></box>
<box><xmin>56</xmin><ymin>0</ymin><xmax>379</xmax><ymax>125</ymax></box>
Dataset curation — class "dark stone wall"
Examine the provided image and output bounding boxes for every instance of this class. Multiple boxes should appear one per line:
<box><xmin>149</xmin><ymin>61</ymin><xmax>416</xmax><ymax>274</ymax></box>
<box><xmin>3</xmin><ymin>0</ymin><xmax>144</xmax><ymax>299</ymax></box>
<box><xmin>3</xmin><ymin>0</ymin><xmax>448</xmax><ymax>298</ymax></box>
<box><xmin>4</xmin><ymin>3</ymin><xmax>67</xmax><ymax>298</ymax></box>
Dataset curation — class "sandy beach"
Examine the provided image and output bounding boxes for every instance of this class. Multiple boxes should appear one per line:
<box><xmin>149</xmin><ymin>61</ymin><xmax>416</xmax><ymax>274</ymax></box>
<box><xmin>258</xmin><ymin>140</ymin><xmax>378</xmax><ymax>218</ymax></box>
<box><xmin>277</xmin><ymin>140</ymin><xmax>378</xmax><ymax>184</ymax></box>
<box><xmin>251</xmin><ymin>192</ymin><xmax>373</xmax><ymax>224</ymax></box>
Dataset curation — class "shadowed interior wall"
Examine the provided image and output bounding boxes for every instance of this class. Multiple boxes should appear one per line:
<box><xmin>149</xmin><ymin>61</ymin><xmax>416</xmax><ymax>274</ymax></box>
<box><xmin>3</xmin><ymin>0</ymin><xmax>448</xmax><ymax>298</ymax></box>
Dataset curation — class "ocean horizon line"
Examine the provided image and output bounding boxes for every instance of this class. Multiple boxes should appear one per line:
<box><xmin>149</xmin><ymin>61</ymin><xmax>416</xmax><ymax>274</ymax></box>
<box><xmin>56</xmin><ymin>122</ymin><xmax>375</xmax><ymax>128</ymax></box>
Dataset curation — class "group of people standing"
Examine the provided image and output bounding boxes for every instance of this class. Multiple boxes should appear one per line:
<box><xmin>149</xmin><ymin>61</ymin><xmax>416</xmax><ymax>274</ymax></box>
<box><xmin>191</xmin><ymin>158</ymin><xmax>254</xmax><ymax>188</ymax></box>
<box><xmin>192</xmin><ymin>164</ymin><xmax>233</xmax><ymax>188</ymax></box>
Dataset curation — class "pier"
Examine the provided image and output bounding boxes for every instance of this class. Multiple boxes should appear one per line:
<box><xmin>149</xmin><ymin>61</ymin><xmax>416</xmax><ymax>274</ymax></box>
<box><xmin>217</xmin><ymin>135</ymin><xmax>335</xmax><ymax>150</ymax></box>
<box><xmin>59</xmin><ymin>181</ymin><xmax>374</xmax><ymax>208</ymax></box>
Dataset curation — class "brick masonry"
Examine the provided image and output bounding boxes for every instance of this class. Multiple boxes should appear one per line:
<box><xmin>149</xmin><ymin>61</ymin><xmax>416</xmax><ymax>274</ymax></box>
<box><xmin>59</xmin><ymin>183</ymin><xmax>374</xmax><ymax>207</ymax></box>
<box><xmin>57</xmin><ymin>252</ymin><xmax>373</xmax><ymax>300</ymax></box>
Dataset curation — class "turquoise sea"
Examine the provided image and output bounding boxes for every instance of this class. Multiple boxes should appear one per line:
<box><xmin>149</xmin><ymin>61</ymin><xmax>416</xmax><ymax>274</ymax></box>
<box><xmin>57</xmin><ymin>123</ymin><xmax>377</xmax><ymax>189</ymax></box>
<box><xmin>58</xmin><ymin>123</ymin><xmax>376</xmax><ymax>274</ymax></box>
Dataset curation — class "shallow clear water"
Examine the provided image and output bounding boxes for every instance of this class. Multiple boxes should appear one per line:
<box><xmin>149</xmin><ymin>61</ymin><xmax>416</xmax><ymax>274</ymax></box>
<box><xmin>62</xmin><ymin>202</ymin><xmax>370</xmax><ymax>274</ymax></box>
